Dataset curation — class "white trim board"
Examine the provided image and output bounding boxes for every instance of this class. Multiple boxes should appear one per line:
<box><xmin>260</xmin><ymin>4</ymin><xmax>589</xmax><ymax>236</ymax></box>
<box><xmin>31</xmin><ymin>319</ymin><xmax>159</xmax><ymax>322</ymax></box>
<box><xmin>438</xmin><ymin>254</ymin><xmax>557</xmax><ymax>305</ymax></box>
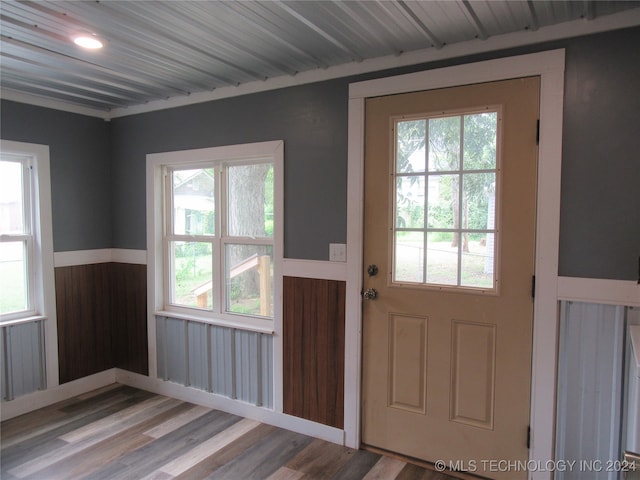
<box><xmin>53</xmin><ymin>248</ymin><xmax>147</xmax><ymax>267</ymax></box>
<box><xmin>53</xmin><ymin>249</ymin><xmax>350</xmax><ymax>278</ymax></box>
<box><xmin>346</xmin><ymin>49</ymin><xmax>565</xmax><ymax>480</ymax></box>
<box><xmin>2</xmin><ymin>9</ymin><xmax>638</xmax><ymax>120</ymax></box>
<box><xmin>282</xmin><ymin>258</ymin><xmax>348</xmax><ymax>282</ymax></box>
<box><xmin>115</xmin><ymin>370</ymin><xmax>344</xmax><ymax>446</ymax></box>
<box><xmin>1</xmin><ymin>368</ymin><xmax>345</xmax><ymax>446</ymax></box>
<box><xmin>558</xmin><ymin>277</ymin><xmax>640</xmax><ymax>307</ymax></box>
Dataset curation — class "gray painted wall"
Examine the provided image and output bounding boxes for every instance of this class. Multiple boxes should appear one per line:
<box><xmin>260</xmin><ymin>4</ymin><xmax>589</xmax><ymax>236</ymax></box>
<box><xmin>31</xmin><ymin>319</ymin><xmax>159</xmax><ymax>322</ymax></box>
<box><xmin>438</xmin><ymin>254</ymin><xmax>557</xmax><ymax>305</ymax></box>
<box><xmin>0</xmin><ymin>102</ymin><xmax>112</xmax><ymax>252</ymax></box>
<box><xmin>109</xmin><ymin>80</ymin><xmax>348</xmax><ymax>259</ymax></box>
<box><xmin>1</xmin><ymin>27</ymin><xmax>639</xmax><ymax>279</ymax></box>
<box><xmin>559</xmin><ymin>28</ymin><xmax>640</xmax><ymax>280</ymax></box>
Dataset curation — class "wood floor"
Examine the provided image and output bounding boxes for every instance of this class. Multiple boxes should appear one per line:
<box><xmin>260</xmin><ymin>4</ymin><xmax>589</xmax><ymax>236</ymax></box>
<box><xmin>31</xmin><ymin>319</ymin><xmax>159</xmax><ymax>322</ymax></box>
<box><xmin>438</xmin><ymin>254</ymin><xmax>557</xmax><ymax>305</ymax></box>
<box><xmin>1</xmin><ymin>384</ymin><xmax>461</xmax><ymax>480</ymax></box>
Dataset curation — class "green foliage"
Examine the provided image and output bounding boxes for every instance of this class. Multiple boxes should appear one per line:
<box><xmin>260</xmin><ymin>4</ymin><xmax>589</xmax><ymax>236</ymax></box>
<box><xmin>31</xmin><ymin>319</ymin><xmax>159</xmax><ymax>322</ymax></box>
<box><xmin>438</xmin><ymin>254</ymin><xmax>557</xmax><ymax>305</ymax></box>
<box><xmin>399</xmin><ymin>112</ymin><xmax>497</xmax><ymax>231</ymax></box>
<box><xmin>396</xmin><ymin>119</ymin><xmax>426</xmax><ymax>173</ymax></box>
<box><xmin>429</xmin><ymin>116</ymin><xmax>460</xmax><ymax>170</ymax></box>
<box><xmin>264</xmin><ymin>166</ymin><xmax>274</xmax><ymax>236</ymax></box>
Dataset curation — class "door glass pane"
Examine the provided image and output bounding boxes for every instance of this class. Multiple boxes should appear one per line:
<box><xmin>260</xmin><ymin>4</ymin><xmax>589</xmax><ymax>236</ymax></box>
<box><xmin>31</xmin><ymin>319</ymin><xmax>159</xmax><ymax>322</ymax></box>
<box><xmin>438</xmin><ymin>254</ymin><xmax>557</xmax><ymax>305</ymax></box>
<box><xmin>429</xmin><ymin>116</ymin><xmax>460</xmax><ymax>171</ymax></box>
<box><xmin>225</xmin><ymin>244</ymin><xmax>273</xmax><ymax>317</ymax></box>
<box><xmin>426</xmin><ymin>232</ymin><xmax>458</xmax><ymax>285</ymax></box>
<box><xmin>228</xmin><ymin>164</ymin><xmax>273</xmax><ymax>237</ymax></box>
<box><xmin>461</xmin><ymin>233</ymin><xmax>495</xmax><ymax>289</ymax></box>
<box><xmin>394</xmin><ymin>231</ymin><xmax>424</xmax><ymax>283</ymax></box>
<box><xmin>396</xmin><ymin>119</ymin><xmax>426</xmax><ymax>173</ymax></box>
<box><xmin>170</xmin><ymin>241</ymin><xmax>213</xmax><ymax>309</ymax></box>
<box><xmin>462</xmin><ymin>173</ymin><xmax>496</xmax><ymax>230</ymax></box>
<box><xmin>392</xmin><ymin>109</ymin><xmax>499</xmax><ymax>292</ymax></box>
<box><xmin>463</xmin><ymin>112</ymin><xmax>497</xmax><ymax>170</ymax></box>
<box><xmin>427</xmin><ymin>174</ymin><xmax>458</xmax><ymax>229</ymax></box>
<box><xmin>172</xmin><ymin>169</ymin><xmax>215</xmax><ymax>236</ymax></box>
<box><xmin>396</xmin><ymin>176</ymin><xmax>424</xmax><ymax>229</ymax></box>
<box><xmin>0</xmin><ymin>160</ymin><xmax>25</xmax><ymax>234</ymax></box>
<box><xmin>0</xmin><ymin>241</ymin><xmax>28</xmax><ymax>314</ymax></box>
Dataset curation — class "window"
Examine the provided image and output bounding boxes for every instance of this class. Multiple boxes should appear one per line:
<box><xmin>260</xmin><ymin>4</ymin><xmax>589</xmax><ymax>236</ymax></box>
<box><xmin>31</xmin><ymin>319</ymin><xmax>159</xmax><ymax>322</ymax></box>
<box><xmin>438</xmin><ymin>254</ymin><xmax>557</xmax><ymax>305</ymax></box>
<box><xmin>393</xmin><ymin>109</ymin><xmax>500</xmax><ymax>292</ymax></box>
<box><xmin>148</xmin><ymin>141</ymin><xmax>283</xmax><ymax>332</ymax></box>
<box><xmin>0</xmin><ymin>156</ymin><xmax>33</xmax><ymax>316</ymax></box>
<box><xmin>0</xmin><ymin>140</ymin><xmax>55</xmax><ymax>323</ymax></box>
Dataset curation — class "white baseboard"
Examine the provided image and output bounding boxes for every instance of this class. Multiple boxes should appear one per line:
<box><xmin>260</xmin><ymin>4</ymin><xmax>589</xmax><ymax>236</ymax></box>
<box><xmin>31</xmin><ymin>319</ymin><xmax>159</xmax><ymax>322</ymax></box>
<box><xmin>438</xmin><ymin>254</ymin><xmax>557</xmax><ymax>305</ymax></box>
<box><xmin>2</xmin><ymin>367</ymin><xmax>345</xmax><ymax>447</ymax></box>
<box><xmin>115</xmin><ymin>369</ymin><xmax>345</xmax><ymax>446</ymax></box>
<box><xmin>1</xmin><ymin>369</ymin><xmax>116</xmax><ymax>421</ymax></box>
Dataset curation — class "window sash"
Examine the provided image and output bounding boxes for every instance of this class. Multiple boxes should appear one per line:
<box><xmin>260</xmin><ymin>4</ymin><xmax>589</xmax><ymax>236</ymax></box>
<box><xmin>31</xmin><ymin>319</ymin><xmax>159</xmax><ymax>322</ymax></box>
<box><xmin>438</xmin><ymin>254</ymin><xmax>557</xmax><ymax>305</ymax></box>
<box><xmin>162</xmin><ymin>159</ymin><xmax>275</xmax><ymax>322</ymax></box>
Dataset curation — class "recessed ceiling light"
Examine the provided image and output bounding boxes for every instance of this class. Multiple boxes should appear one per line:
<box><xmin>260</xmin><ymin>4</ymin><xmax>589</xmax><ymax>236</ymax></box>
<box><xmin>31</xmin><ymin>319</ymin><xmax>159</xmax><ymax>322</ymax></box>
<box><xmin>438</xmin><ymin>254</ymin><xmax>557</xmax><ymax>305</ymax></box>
<box><xmin>72</xmin><ymin>34</ymin><xmax>103</xmax><ymax>50</ymax></box>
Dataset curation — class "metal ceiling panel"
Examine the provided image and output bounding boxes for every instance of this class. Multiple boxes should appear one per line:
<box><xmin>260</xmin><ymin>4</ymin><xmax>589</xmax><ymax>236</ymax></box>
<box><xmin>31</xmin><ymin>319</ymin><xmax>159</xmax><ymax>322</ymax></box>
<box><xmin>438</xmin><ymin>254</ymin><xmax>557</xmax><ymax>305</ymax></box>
<box><xmin>1</xmin><ymin>0</ymin><xmax>639</xmax><ymax>113</ymax></box>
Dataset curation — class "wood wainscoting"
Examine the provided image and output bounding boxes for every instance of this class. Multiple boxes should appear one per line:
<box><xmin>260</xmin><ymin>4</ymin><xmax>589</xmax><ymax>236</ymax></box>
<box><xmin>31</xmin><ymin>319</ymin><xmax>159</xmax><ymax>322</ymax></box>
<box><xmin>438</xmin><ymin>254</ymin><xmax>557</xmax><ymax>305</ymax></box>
<box><xmin>112</xmin><ymin>263</ymin><xmax>148</xmax><ymax>375</ymax></box>
<box><xmin>283</xmin><ymin>276</ymin><xmax>345</xmax><ymax>429</ymax></box>
<box><xmin>55</xmin><ymin>262</ymin><xmax>148</xmax><ymax>384</ymax></box>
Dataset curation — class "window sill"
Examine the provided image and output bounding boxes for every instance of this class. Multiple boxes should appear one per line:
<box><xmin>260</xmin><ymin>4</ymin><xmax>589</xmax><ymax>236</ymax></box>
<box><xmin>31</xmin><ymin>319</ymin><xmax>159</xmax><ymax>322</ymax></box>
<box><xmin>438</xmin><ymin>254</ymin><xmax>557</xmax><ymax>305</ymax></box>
<box><xmin>154</xmin><ymin>310</ymin><xmax>274</xmax><ymax>335</ymax></box>
<box><xmin>0</xmin><ymin>314</ymin><xmax>47</xmax><ymax>327</ymax></box>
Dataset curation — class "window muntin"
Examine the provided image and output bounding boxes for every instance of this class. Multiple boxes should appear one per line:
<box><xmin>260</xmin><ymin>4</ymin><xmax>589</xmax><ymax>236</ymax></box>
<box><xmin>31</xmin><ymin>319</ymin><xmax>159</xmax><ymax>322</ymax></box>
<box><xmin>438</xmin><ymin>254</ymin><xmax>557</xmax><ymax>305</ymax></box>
<box><xmin>0</xmin><ymin>156</ymin><xmax>34</xmax><ymax>317</ymax></box>
<box><xmin>164</xmin><ymin>158</ymin><xmax>275</xmax><ymax>322</ymax></box>
<box><xmin>392</xmin><ymin>109</ymin><xmax>499</xmax><ymax>292</ymax></box>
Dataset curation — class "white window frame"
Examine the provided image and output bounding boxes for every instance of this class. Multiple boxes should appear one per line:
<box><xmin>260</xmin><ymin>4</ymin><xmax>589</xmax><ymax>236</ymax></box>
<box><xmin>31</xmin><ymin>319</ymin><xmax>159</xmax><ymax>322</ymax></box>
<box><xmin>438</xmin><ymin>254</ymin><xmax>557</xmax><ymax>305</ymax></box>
<box><xmin>0</xmin><ymin>154</ymin><xmax>35</xmax><ymax>318</ymax></box>
<box><xmin>0</xmin><ymin>140</ymin><xmax>58</xmax><ymax>387</ymax></box>
<box><xmin>146</xmin><ymin>141</ymin><xmax>284</xmax><ymax>371</ymax></box>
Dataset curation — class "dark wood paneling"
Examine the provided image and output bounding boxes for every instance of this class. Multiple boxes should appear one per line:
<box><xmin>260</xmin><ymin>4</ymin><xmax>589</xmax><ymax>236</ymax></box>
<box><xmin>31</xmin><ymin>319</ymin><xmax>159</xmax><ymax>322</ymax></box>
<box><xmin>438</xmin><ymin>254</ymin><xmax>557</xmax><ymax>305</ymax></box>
<box><xmin>111</xmin><ymin>263</ymin><xmax>149</xmax><ymax>375</ymax></box>
<box><xmin>283</xmin><ymin>276</ymin><xmax>345</xmax><ymax>429</ymax></box>
<box><xmin>55</xmin><ymin>262</ymin><xmax>148</xmax><ymax>384</ymax></box>
<box><xmin>55</xmin><ymin>264</ymin><xmax>114</xmax><ymax>383</ymax></box>
<box><xmin>111</xmin><ymin>263</ymin><xmax>148</xmax><ymax>376</ymax></box>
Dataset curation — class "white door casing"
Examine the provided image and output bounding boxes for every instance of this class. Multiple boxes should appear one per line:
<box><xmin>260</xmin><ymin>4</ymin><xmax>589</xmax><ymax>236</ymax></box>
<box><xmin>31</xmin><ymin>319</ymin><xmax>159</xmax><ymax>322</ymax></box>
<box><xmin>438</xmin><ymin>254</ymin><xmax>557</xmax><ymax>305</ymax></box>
<box><xmin>345</xmin><ymin>49</ymin><xmax>565</xmax><ymax>480</ymax></box>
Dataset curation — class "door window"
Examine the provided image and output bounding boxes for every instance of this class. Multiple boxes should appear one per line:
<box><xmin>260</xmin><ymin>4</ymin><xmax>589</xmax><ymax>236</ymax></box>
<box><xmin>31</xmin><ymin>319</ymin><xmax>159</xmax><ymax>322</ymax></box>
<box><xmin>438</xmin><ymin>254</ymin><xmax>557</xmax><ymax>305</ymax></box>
<box><xmin>393</xmin><ymin>109</ymin><xmax>500</xmax><ymax>292</ymax></box>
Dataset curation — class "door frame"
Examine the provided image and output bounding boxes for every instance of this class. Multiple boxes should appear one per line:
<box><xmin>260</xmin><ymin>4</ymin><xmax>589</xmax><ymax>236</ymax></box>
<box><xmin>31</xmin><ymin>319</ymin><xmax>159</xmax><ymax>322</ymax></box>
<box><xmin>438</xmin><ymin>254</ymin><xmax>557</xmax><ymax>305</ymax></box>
<box><xmin>344</xmin><ymin>49</ymin><xmax>565</xmax><ymax>480</ymax></box>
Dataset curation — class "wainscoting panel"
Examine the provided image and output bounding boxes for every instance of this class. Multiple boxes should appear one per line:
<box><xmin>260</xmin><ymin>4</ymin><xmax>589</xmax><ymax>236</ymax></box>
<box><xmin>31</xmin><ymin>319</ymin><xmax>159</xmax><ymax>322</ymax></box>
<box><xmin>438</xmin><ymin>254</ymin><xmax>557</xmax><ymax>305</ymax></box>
<box><xmin>555</xmin><ymin>301</ymin><xmax>627</xmax><ymax>480</ymax></box>
<box><xmin>283</xmin><ymin>276</ymin><xmax>345</xmax><ymax>429</ymax></box>
<box><xmin>55</xmin><ymin>262</ymin><xmax>148</xmax><ymax>385</ymax></box>
<box><xmin>1</xmin><ymin>320</ymin><xmax>46</xmax><ymax>400</ymax></box>
<box><xmin>111</xmin><ymin>263</ymin><xmax>148</xmax><ymax>376</ymax></box>
<box><xmin>188</xmin><ymin>321</ymin><xmax>209</xmax><ymax>390</ymax></box>
<box><xmin>55</xmin><ymin>263</ymin><xmax>114</xmax><ymax>384</ymax></box>
<box><xmin>210</xmin><ymin>325</ymin><xmax>234</xmax><ymax>396</ymax></box>
<box><xmin>156</xmin><ymin>316</ymin><xmax>273</xmax><ymax>409</ymax></box>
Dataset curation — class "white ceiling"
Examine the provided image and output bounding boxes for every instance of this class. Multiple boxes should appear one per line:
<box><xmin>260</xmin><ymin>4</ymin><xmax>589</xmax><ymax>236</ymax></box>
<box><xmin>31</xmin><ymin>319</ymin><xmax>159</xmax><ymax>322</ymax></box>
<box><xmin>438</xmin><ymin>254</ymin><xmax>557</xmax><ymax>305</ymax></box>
<box><xmin>1</xmin><ymin>1</ymin><xmax>639</xmax><ymax>118</ymax></box>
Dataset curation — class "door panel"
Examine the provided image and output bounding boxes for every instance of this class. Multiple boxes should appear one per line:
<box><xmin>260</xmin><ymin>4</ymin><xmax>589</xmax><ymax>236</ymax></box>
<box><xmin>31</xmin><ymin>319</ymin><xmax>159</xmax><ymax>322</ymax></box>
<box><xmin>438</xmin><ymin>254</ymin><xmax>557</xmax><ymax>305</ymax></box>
<box><xmin>388</xmin><ymin>313</ymin><xmax>428</xmax><ymax>414</ymax></box>
<box><xmin>362</xmin><ymin>77</ymin><xmax>540</xmax><ymax>479</ymax></box>
<box><xmin>450</xmin><ymin>320</ymin><xmax>496</xmax><ymax>429</ymax></box>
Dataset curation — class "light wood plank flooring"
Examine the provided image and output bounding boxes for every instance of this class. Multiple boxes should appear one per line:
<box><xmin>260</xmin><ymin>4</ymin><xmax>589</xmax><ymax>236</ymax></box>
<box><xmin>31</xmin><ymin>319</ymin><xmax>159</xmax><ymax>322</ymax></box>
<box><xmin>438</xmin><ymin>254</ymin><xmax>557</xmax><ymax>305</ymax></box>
<box><xmin>1</xmin><ymin>384</ymin><xmax>462</xmax><ymax>480</ymax></box>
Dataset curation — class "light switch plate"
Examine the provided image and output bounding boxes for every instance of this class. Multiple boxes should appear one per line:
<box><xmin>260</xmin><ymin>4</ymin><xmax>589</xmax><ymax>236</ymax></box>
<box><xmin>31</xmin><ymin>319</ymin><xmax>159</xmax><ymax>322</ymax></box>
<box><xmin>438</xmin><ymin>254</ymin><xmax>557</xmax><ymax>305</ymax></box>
<box><xmin>329</xmin><ymin>243</ymin><xmax>347</xmax><ymax>262</ymax></box>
